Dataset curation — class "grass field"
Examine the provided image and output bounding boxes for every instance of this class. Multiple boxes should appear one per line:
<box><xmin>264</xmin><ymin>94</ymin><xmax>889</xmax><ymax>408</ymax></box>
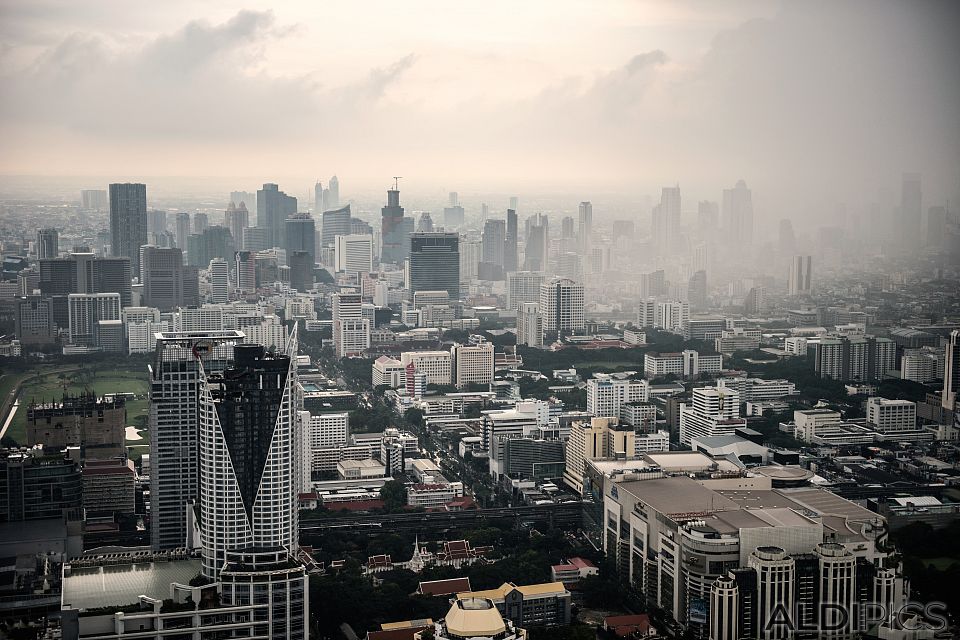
<box><xmin>5</xmin><ymin>364</ymin><xmax>150</xmax><ymax>445</ymax></box>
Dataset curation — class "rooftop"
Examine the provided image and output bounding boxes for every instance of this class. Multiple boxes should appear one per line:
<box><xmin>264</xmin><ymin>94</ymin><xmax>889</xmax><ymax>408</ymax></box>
<box><xmin>62</xmin><ymin>558</ymin><xmax>201</xmax><ymax>611</ymax></box>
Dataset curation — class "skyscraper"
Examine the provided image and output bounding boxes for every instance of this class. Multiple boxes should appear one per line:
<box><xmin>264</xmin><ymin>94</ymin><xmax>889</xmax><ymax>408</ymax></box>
<box><xmin>408</xmin><ymin>232</ymin><xmax>460</xmax><ymax>300</ymax></box>
<box><xmin>652</xmin><ymin>186</ymin><xmax>680</xmax><ymax>254</ymax></box>
<box><xmin>314</xmin><ymin>180</ymin><xmax>325</xmax><ymax>213</ymax></box>
<box><xmin>539</xmin><ymin>277</ymin><xmax>584</xmax><ymax>342</ymax></box>
<box><xmin>208</xmin><ymin>258</ymin><xmax>229</xmax><ymax>303</ymax></box>
<box><xmin>943</xmin><ymin>330</ymin><xmax>960</xmax><ymax>413</ymax></box>
<box><xmin>80</xmin><ymin>189</ymin><xmax>108</xmax><ymax>211</ymax></box>
<box><xmin>199</xmin><ymin>340</ymin><xmax>301</xmax><ymax>579</ymax></box>
<box><xmin>224</xmin><ymin>201</ymin><xmax>249</xmax><ymax>251</ymax></box>
<box><xmin>256</xmin><ymin>183</ymin><xmax>297</xmax><ymax>249</ymax></box>
<box><xmin>381</xmin><ymin>183</ymin><xmax>411</xmax><ymax>264</ymax></box>
<box><xmin>175</xmin><ymin>212</ymin><xmax>191</xmax><ymax>251</ymax></box>
<box><xmin>524</xmin><ymin>214</ymin><xmax>549</xmax><ymax>272</ymax></box>
<box><xmin>193</xmin><ymin>212</ymin><xmax>209</xmax><ymax>235</ymax></box>
<box><xmin>328</xmin><ymin>175</ymin><xmax>340</xmax><ymax>209</ymax></box>
<box><xmin>234</xmin><ymin>251</ymin><xmax>256</xmax><ymax>294</ymax></box>
<box><xmin>561</xmin><ymin>216</ymin><xmax>575</xmax><ymax>239</ymax></box>
<box><xmin>321</xmin><ymin>205</ymin><xmax>353</xmax><ymax>248</ymax></box>
<box><xmin>289</xmin><ymin>251</ymin><xmax>313</xmax><ymax>293</ymax></box>
<box><xmin>778</xmin><ymin>219</ymin><xmax>797</xmax><ymax>255</ymax></box>
<box><xmin>285</xmin><ymin>213</ymin><xmax>317</xmax><ymax>266</ymax></box>
<box><xmin>481</xmin><ymin>219</ymin><xmax>506</xmax><ymax>267</ymax></box>
<box><xmin>578</xmin><ymin>201</ymin><xmax>593</xmax><ymax>254</ymax></box>
<box><xmin>335</xmin><ymin>234</ymin><xmax>374</xmax><ymax>275</ymax></box>
<box><xmin>900</xmin><ymin>172</ymin><xmax>921</xmax><ymax>253</ymax></box>
<box><xmin>149</xmin><ymin>331</ymin><xmax>245</xmax><ymax>552</ymax></box>
<box><xmin>417</xmin><ymin>212</ymin><xmax>435</xmax><ymax>232</ymax></box>
<box><xmin>444</xmin><ymin>192</ymin><xmax>465</xmax><ymax>229</ymax></box>
<box><xmin>688</xmin><ymin>270</ymin><xmax>707</xmax><ymax>310</ymax></box>
<box><xmin>504</xmin><ymin>208</ymin><xmax>519</xmax><ymax>272</ymax></box>
<box><xmin>140</xmin><ymin>246</ymin><xmax>185</xmax><ymax>311</ymax></box>
<box><xmin>109</xmin><ymin>183</ymin><xmax>148</xmax><ymax>275</ymax></box>
<box><xmin>788</xmin><ymin>256</ymin><xmax>812</xmax><ymax>296</ymax></box>
<box><xmin>722</xmin><ymin>180</ymin><xmax>754</xmax><ymax>246</ymax></box>
<box><xmin>36</xmin><ymin>228</ymin><xmax>58</xmax><ymax>259</ymax></box>
<box><xmin>332</xmin><ymin>292</ymin><xmax>369</xmax><ymax>358</ymax></box>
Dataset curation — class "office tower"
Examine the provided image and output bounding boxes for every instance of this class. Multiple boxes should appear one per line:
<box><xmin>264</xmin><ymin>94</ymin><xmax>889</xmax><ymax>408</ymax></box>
<box><xmin>748</xmin><ymin>547</ymin><xmax>795</xmax><ymax>639</ymax></box>
<box><xmin>779</xmin><ymin>219</ymin><xmax>797</xmax><ymax>255</ymax></box>
<box><xmin>15</xmin><ymin>296</ymin><xmax>55</xmax><ymax>346</ymax></box>
<box><xmin>199</xmin><ymin>341</ymin><xmax>300</xmax><ymax>579</ymax></box>
<box><xmin>381</xmin><ymin>183</ymin><xmax>410</xmax><ymax>264</ymax></box>
<box><xmin>327</xmin><ymin>175</ymin><xmax>340</xmax><ymax>209</ymax></box>
<box><xmin>722</xmin><ymin>180</ymin><xmax>754</xmax><ymax>246</ymax></box>
<box><xmin>482</xmin><ymin>218</ymin><xmax>506</xmax><ymax>268</ymax></box>
<box><xmin>234</xmin><ymin>251</ymin><xmax>256</xmax><ymax>293</ymax></box>
<box><xmin>321</xmin><ymin>205</ymin><xmax>352</xmax><ymax>248</ymax></box>
<box><xmin>39</xmin><ymin>254</ymin><xmax>132</xmax><ymax>309</ymax></box>
<box><xmin>314</xmin><ymin>180</ymin><xmax>325</xmax><ymax>213</ymax></box>
<box><xmin>193</xmin><ymin>212</ymin><xmax>209</xmax><ymax>235</ymax></box>
<box><xmin>351</xmin><ymin>217</ymin><xmax>373</xmax><ymax>235</ymax></box>
<box><xmin>507</xmin><ymin>271</ymin><xmax>545</xmax><ymax>310</ymax></box>
<box><xmin>516</xmin><ymin>302</ymin><xmax>542</xmax><ymax>347</ymax></box>
<box><xmin>509</xmin><ymin>196</ymin><xmax>518</xmax><ymax>211</ymax></box>
<box><xmin>332</xmin><ymin>292</ymin><xmax>370</xmax><ymax>357</ymax></box>
<box><xmin>688</xmin><ymin>270</ymin><xmax>707</xmax><ymax>310</ymax></box>
<box><xmin>140</xmin><ymin>246</ymin><xmax>184</xmax><ymax>311</ymax></box>
<box><xmin>578</xmin><ymin>201</ymin><xmax>593</xmax><ymax>253</ymax></box>
<box><xmin>554</xmin><ymin>252</ymin><xmax>580</xmax><ymax>280</ymax></box>
<box><xmin>36</xmin><ymin>228</ymin><xmax>58</xmax><ymax>259</ymax></box>
<box><xmin>504</xmin><ymin>208</ymin><xmax>519</xmax><ymax>271</ymax></box>
<box><xmin>171</xmin><ymin>212</ymin><xmax>190</xmax><ymax>252</ymax></box>
<box><xmin>539</xmin><ymin>277</ymin><xmax>584</xmax><ymax>341</ymax></box>
<box><xmin>651</xmin><ymin>186</ymin><xmax>680</xmax><ymax>254</ymax></box>
<box><xmin>408</xmin><ymin>232</ymin><xmax>460</xmax><ymax>300</ymax></box>
<box><xmin>524</xmin><ymin>214</ymin><xmax>549</xmax><ymax>271</ymax></box>
<box><xmin>459</xmin><ymin>238</ymin><xmax>481</xmax><ymax>283</ymax></box>
<box><xmin>927</xmin><ymin>206</ymin><xmax>947</xmax><ymax>248</ymax></box>
<box><xmin>67</xmin><ymin>292</ymin><xmax>121</xmax><ymax>347</ymax></box>
<box><xmin>0</xmin><ymin>449</ymin><xmax>82</xmax><ymax>522</ymax></box>
<box><xmin>444</xmin><ymin>192</ymin><xmax>465</xmax><ymax>229</ymax></box>
<box><xmin>149</xmin><ymin>330</ymin><xmax>244</xmax><ymax>552</ymax></box>
<box><xmin>816</xmin><ymin>543</ymin><xmax>856</xmax><ymax>638</ymax></box>
<box><xmin>561</xmin><ymin>216</ymin><xmax>575</xmax><ymax>239</ymax></box>
<box><xmin>289</xmin><ymin>251</ymin><xmax>313</xmax><ymax>293</ymax></box>
<box><xmin>188</xmin><ymin>226</ymin><xmax>236</xmax><ymax>268</ymax></box>
<box><xmin>942</xmin><ymin>330</ymin><xmax>960</xmax><ymax>413</ymax></box>
<box><xmin>697</xmin><ymin>200</ymin><xmax>719</xmax><ymax>237</ymax></box>
<box><xmin>335</xmin><ymin>234</ymin><xmax>374</xmax><ymax>274</ymax></box>
<box><xmin>224</xmin><ymin>201</ymin><xmax>249</xmax><ymax>251</ymax></box>
<box><xmin>147</xmin><ymin>209</ymin><xmax>167</xmax><ymax>237</ymax></box>
<box><xmin>229</xmin><ymin>190</ymin><xmax>256</xmax><ymax>213</ymax></box>
<box><xmin>109</xmin><ymin>183</ymin><xmax>148</xmax><ymax>275</ymax></box>
<box><xmin>710</xmin><ymin>575</ymin><xmax>739</xmax><ymax>640</ymax></box>
<box><xmin>208</xmin><ymin>258</ymin><xmax>230</xmax><ymax>303</ymax></box>
<box><xmin>900</xmin><ymin>172</ymin><xmax>921</xmax><ymax>252</ymax></box>
<box><xmin>451</xmin><ymin>339</ymin><xmax>495</xmax><ymax>388</ymax></box>
<box><xmin>256</xmin><ymin>183</ymin><xmax>297</xmax><ymax>249</ymax></box>
<box><xmin>788</xmin><ymin>255</ymin><xmax>813</xmax><ymax>295</ymax></box>
<box><xmin>416</xmin><ymin>211</ymin><xmax>435</xmax><ymax>232</ymax></box>
<box><xmin>285</xmin><ymin>213</ymin><xmax>316</xmax><ymax>266</ymax></box>
<box><xmin>80</xmin><ymin>189</ymin><xmax>108</xmax><ymax>211</ymax></box>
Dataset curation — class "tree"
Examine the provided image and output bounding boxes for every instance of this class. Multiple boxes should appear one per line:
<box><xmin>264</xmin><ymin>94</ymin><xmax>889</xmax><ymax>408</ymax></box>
<box><xmin>380</xmin><ymin>480</ymin><xmax>407</xmax><ymax>511</ymax></box>
<box><xmin>404</xmin><ymin>408</ymin><xmax>424</xmax><ymax>428</ymax></box>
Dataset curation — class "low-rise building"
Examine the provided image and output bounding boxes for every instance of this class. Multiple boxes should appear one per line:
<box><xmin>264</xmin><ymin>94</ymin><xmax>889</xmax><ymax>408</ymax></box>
<box><xmin>455</xmin><ymin>581</ymin><xmax>571</xmax><ymax>628</ymax></box>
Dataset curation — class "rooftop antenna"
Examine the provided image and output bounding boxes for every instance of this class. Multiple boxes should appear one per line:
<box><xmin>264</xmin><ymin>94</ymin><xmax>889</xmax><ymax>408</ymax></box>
<box><xmin>393</xmin><ymin>176</ymin><xmax>402</xmax><ymax>190</ymax></box>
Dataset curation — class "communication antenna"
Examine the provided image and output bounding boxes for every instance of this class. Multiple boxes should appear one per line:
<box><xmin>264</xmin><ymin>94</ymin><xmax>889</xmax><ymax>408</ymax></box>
<box><xmin>393</xmin><ymin>176</ymin><xmax>403</xmax><ymax>190</ymax></box>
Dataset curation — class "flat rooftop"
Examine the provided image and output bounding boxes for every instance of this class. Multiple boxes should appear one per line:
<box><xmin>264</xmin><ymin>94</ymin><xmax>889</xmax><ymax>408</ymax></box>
<box><xmin>618</xmin><ymin>476</ymin><xmax>740</xmax><ymax>516</ymax></box>
<box><xmin>62</xmin><ymin>558</ymin><xmax>201</xmax><ymax>611</ymax></box>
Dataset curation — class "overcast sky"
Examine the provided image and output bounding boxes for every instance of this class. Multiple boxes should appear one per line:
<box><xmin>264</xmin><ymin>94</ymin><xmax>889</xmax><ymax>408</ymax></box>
<box><xmin>1</xmin><ymin>0</ymin><xmax>958</xmax><ymax>215</ymax></box>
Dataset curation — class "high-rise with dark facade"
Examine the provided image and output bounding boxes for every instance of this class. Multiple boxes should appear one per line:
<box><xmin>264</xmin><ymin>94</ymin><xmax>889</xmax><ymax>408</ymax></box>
<box><xmin>504</xmin><ymin>209</ymin><xmax>518</xmax><ymax>271</ymax></box>
<box><xmin>0</xmin><ymin>448</ymin><xmax>82</xmax><ymax>522</ymax></box>
<box><xmin>408</xmin><ymin>232</ymin><xmax>460</xmax><ymax>300</ymax></box>
<box><xmin>286</xmin><ymin>213</ymin><xmax>316</xmax><ymax>266</ymax></box>
<box><xmin>321</xmin><ymin>205</ymin><xmax>352</xmax><ymax>248</ymax></box>
<box><xmin>36</xmin><ymin>228</ymin><xmax>59</xmax><ymax>259</ymax></box>
<box><xmin>140</xmin><ymin>246</ymin><xmax>185</xmax><ymax>311</ymax></box>
<box><xmin>256</xmin><ymin>183</ymin><xmax>297</xmax><ymax>249</ymax></box>
<box><xmin>109</xmin><ymin>183</ymin><xmax>148</xmax><ymax>275</ymax></box>
<box><xmin>381</xmin><ymin>184</ymin><xmax>412</xmax><ymax>264</ymax></box>
<box><xmin>289</xmin><ymin>250</ymin><xmax>313</xmax><ymax>293</ymax></box>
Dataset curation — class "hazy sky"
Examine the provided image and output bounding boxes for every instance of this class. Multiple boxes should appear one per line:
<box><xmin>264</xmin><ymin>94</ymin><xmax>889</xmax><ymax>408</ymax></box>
<box><xmin>1</xmin><ymin>0</ymin><xmax>958</xmax><ymax>213</ymax></box>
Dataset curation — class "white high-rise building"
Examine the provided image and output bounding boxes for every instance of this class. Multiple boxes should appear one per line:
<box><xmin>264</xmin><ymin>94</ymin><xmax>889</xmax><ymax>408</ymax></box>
<box><xmin>332</xmin><ymin>292</ymin><xmax>369</xmax><ymax>358</ymax></box>
<box><xmin>459</xmin><ymin>239</ymin><xmax>481</xmax><ymax>283</ymax></box>
<box><xmin>788</xmin><ymin>255</ymin><xmax>813</xmax><ymax>296</ymax></box>
<box><xmin>198</xmin><ymin>335</ymin><xmax>301</xmax><ymax>579</ymax></box>
<box><xmin>335</xmin><ymin>234</ymin><xmax>374</xmax><ymax>274</ymax></box>
<box><xmin>539</xmin><ymin>277</ymin><xmax>584</xmax><ymax>341</ymax></box>
<box><xmin>815</xmin><ymin>543</ymin><xmax>856</xmax><ymax>638</ymax></box>
<box><xmin>68</xmin><ymin>292</ymin><xmax>121</xmax><ymax>347</ymax></box>
<box><xmin>208</xmin><ymin>258</ymin><xmax>230</xmax><ymax>304</ymax></box>
<box><xmin>748</xmin><ymin>546</ymin><xmax>795</xmax><ymax>639</ymax></box>
<box><xmin>586</xmin><ymin>376</ymin><xmax>650</xmax><ymax>418</ymax></box>
<box><xmin>679</xmin><ymin>386</ymin><xmax>742</xmax><ymax>445</ymax></box>
<box><xmin>400</xmin><ymin>350</ymin><xmax>452</xmax><ymax>385</ymax></box>
<box><xmin>451</xmin><ymin>339</ymin><xmax>494</xmax><ymax>388</ymax></box>
<box><xmin>307</xmin><ymin>412</ymin><xmax>349</xmax><ymax>471</ymax></box>
<box><xmin>516</xmin><ymin>302</ymin><xmax>543</xmax><ymax>347</ymax></box>
<box><xmin>506</xmin><ymin>271</ymin><xmax>545</xmax><ymax>310</ymax></box>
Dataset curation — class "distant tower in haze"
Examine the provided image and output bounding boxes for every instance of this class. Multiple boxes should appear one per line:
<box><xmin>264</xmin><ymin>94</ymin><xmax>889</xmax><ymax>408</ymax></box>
<box><xmin>788</xmin><ymin>256</ymin><xmax>812</xmax><ymax>296</ymax></box>
<box><xmin>381</xmin><ymin>180</ymin><xmax>411</xmax><ymax>264</ymax></box>
<box><xmin>652</xmin><ymin>186</ymin><xmax>680</xmax><ymax>255</ymax></box>
<box><xmin>722</xmin><ymin>180</ymin><xmax>753</xmax><ymax>247</ymax></box>
<box><xmin>578</xmin><ymin>201</ymin><xmax>593</xmax><ymax>254</ymax></box>
<box><xmin>778</xmin><ymin>219</ymin><xmax>797</xmax><ymax>255</ymax></box>
<box><xmin>175</xmin><ymin>212</ymin><xmax>191</xmax><ymax>251</ymax></box>
<box><xmin>193</xmin><ymin>212</ymin><xmax>209</xmax><ymax>235</ymax></box>
<box><xmin>314</xmin><ymin>180</ymin><xmax>324</xmax><ymax>213</ymax></box>
<box><xmin>899</xmin><ymin>173</ymin><xmax>921</xmax><ymax>253</ymax></box>
<box><xmin>481</xmin><ymin>219</ymin><xmax>506</xmax><ymax>268</ymax></box>
<box><xmin>417</xmin><ymin>212</ymin><xmax>435</xmax><ymax>232</ymax></box>
<box><xmin>504</xmin><ymin>209</ymin><xmax>518</xmax><ymax>271</ymax></box>
<box><xmin>256</xmin><ymin>183</ymin><xmax>297</xmax><ymax>249</ymax></box>
<box><xmin>109</xmin><ymin>183</ymin><xmax>148</xmax><ymax>276</ymax></box>
<box><xmin>561</xmin><ymin>216</ymin><xmax>575</xmax><ymax>239</ymax></box>
<box><xmin>36</xmin><ymin>228</ymin><xmax>59</xmax><ymax>259</ymax></box>
<box><xmin>224</xmin><ymin>201</ymin><xmax>249</xmax><ymax>251</ymax></box>
<box><xmin>328</xmin><ymin>176</ymin><xmax>340</xmax><ymax>209</ymax></box>
<box><xmin>321</xmin><ymin>205</ymin><xmax>352</xmax><ymax>248</ymax></box>
<box><xmin>443</xmin><ymin>192</ymin><xmax>465</xmax><ymax>229</ymax></box>
<box><xmin>509</xmin><ymin>196</ymin><xmax>519</xmax><ymax>211</ymax></box>
<box><xmin>285</xmin><ymin>214</ymin><xmax>316</xmax><ymax>266</ymax></box>
<box><xmin>697</xmin><ymin>200</ymin><xmax>719</xmax><ymax>239</ymax></box>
